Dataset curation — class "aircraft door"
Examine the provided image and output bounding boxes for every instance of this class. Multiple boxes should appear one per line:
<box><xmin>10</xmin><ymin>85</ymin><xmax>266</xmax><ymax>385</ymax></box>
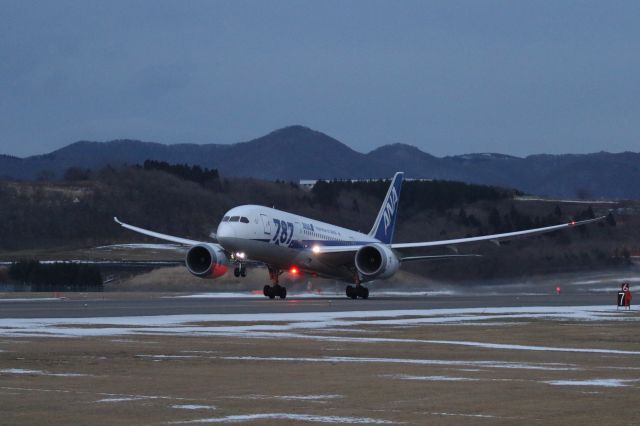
<box><xmin>260</xmin><ymin>214</ymin><xmax>271</xmax><ymax>235</ymax></box>
<box><xmin>294</xmin><ymin>222</ymin><xmax>301</xmax><ymax>242</ymax></box>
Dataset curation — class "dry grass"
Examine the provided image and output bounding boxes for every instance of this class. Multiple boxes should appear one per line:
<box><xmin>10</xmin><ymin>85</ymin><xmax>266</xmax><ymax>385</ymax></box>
<box><xmin>0</xmin><ymin>315</ymin><xmax>639</xmax><ymax>425</ymax></box>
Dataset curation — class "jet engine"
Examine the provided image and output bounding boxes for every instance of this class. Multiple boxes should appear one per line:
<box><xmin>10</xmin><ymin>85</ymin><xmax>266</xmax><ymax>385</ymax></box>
<box><xmin>185</xmin><ymin>244</ymin><xmax>230</xmax><ymax>279</ymax></box>
<box><xmin>354</xmin><ymin>243</ymin><xmax>400</xmax><ymax>280</ymax></box>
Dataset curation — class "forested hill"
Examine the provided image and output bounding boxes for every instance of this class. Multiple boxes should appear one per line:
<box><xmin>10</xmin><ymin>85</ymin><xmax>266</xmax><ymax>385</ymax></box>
<box><xmin>0</xmin><ymin>167</ymin><xmax>519</xmax><ymax>251</ymax></box>
<box><xmin>1</xmin><ymin>125</ymin><xmax>640</xmax><ymax>199</ymax></box>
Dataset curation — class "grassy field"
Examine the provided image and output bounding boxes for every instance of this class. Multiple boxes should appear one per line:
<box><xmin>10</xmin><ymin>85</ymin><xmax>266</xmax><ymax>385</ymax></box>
<box><xmin>0</xmin><ymin>304</ymin><xmax>638</xmax><ymax>425</ymax></box>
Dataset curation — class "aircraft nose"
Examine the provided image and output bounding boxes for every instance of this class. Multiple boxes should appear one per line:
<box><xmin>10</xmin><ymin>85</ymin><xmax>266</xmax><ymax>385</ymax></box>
<box><xmin>217</xmin><ymin>222</ymin><xmax>236</xmax><ymax>240</ymax></box>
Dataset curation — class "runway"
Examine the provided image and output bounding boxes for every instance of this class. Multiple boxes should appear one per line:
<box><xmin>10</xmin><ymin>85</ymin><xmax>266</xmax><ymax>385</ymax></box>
<box><xmin>0</xmin><ymin>291</ymin><xmax>614</xmax><ymax>319</ymax></box>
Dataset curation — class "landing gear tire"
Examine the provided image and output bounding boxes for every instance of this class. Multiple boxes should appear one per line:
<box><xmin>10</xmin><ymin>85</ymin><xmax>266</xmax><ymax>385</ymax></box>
<box><xmin>359</xmin><ymin>286</ymin><xmax>369</xmax><ymax>299</ymax></box>
<box><xmin>346</xmin><ymin>285</ymin><xmax>368</xmax><ymax>299</ymax></box>
<box><xmin>234</xmin><ymin>267</ymin><xmax>240</xmax><ymax>277</ymax></box>
<box><xmin>268</xmin><ymin>284</ymin><xmax>286</xmax><ymax>300</ymax></box>
<box><xmin>346</xmin><ymin>285</ymin><xmax>357</xmax><ymax>299</ymax></box>
<box><xmin>240</xmin><ymin>268</ymin><xmax>246</xmax><ymax>277</ymax></box>
<box><xmin>264</xmin><ymin>266</ymin><xmax>286</xmax><ymax>300</ymax></box>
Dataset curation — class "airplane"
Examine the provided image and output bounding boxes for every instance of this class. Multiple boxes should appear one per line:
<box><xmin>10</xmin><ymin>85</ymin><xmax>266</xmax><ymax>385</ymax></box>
<box><xmin>114</xmin><ymin>172</ymin><xmax>604</xmax><ymax>299</ymax></box>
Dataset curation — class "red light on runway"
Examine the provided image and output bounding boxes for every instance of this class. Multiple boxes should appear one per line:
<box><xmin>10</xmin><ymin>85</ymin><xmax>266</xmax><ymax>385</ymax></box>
<box><xmin>556</xmin><ymin>286</ymin><xmax>561</xmax><ymax>294</ymax></box>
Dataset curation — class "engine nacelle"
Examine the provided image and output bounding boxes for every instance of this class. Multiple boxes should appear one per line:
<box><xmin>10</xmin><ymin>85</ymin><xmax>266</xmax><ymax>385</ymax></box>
<box><xmin>185</xmin><ymin>244</ymin><xmax>230</xmax><ymax>279</ymax></box>
<box><xmin>354</xmin><ymin>243</ymin><xmax>400</xmax><ymax>280</ymax></box>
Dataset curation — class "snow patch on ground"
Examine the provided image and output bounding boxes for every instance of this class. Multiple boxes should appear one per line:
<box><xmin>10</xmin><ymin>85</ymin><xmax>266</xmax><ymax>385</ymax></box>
<box><xmin>95</xmin><ymin>392</ymin><xmax>183</xmax><ymax>402</ymax></box>
<box><xmin>544</xmin><ymin>379</ymin><xmax>640</xmax><ymax>387</ymax></box>
<box><xmin>226</xmin><ymin>394</ymin><xmax>342</xmax><ymax>401</ymax></box>
<box><xmin>0</xmin><ymin>305</ymin><xmax>636</xmax><ymax>339</ymax></box>
<box><xmin>172</xmin><ymin>405</ymin><xmax>217</xmax><ymax>410</ymax></box>
<box><xmin>422</xmin><ymin>340</ymin><xmax>640</xmax><ymax>355</ymax></box>
<box><xmin>274</xmin><ymin>395</ymin><xmax>342</xmax><ymax>401</ymax></box>
<box><xmin>431</xmin><ymin>412</ymin><xmax>498</xmax><ymax>418</ymax></box>
<box><xmin>387</xmin><ymin>374</ymin><xmax>479</xmax><ymax>382</ymax></box>
<box><xmin>0</xmin><ymin>368</ymin><xmax>87</xmax><ymax>377</ymax></box>
<box><xmin>97</xmin><ymin>396</ymin><xmax>149</xmax><ymax>403</ymax></box>
<box><xmin>170</xmin><ymin>413</ymin><xmax>396</xmax><ymax>424</ymax></box>
<box><xmin>136</xmin><ymin>354</ymin><xmax>200</xmax><ymax>359</ymax></box>
<box><xmin>218</xmin><ymin>356</ymin><xmax>579</xmax><ymax>371</ymax></box>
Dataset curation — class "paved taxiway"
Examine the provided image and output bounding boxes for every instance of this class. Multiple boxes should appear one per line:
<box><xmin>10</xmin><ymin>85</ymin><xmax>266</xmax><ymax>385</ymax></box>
<box><xmin>0</xmin><ymin>291</ymin><xmax>614</xmax><ymax>319</ymax></box>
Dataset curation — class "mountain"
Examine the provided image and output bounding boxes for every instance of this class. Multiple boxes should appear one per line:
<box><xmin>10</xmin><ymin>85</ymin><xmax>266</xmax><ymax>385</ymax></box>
<box><xmin>1</xmin><ymin>125</ymin><xmax>639</xmax><ymax>199</ymax></box>
<box><xmin>0</xmin><ymin>126</ymin><xmax>377</xmax><ymax>181</ymax></box>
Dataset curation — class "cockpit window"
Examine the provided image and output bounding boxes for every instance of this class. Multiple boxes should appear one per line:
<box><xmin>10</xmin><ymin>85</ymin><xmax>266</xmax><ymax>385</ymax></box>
<box><xmin>229</xmin><ymin>216</ymin><xmax>240</xmax><ymax>222</ymax></box>
<box><xmin>222</xmin><ymin>216</ymin><xmax>230</xmax><ymax>222</ymax></box>
<box><xmin>240</xmin><ymin>217</ymin><xmax>250</xmax><ymax>223</ymax></box>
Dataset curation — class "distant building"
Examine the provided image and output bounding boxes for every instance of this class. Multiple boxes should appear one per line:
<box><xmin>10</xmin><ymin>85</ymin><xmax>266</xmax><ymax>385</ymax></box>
<box><xmin>299</xmin><ymin>178</ymin><xmax>432</xmax><ymax>190</ymax></box>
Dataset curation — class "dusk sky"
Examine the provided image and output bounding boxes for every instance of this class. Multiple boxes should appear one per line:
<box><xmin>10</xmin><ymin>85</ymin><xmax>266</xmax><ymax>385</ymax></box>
<box><xmin>1</xmin><ymin>1</ymin><xmax>639</xmax><ymax>158</ymax></box>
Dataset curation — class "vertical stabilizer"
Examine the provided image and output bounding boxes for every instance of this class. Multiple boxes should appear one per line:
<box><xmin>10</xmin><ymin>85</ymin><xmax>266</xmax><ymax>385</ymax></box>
<box><xmin>368</xmin><ymin>172</ymin><xmax>404</xmax><ymax>244</ymax></box>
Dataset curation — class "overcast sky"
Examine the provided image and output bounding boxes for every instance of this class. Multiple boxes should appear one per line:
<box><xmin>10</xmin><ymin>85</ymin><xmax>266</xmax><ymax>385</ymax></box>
<box><xmin>1</xmin><ymin>1</ymin><xmax>638</xmax><ymax>158</ymax></box>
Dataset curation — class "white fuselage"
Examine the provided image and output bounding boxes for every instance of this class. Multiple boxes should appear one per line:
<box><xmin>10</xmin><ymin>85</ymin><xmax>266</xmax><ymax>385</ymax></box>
<box><xmin>216</xmin><ymin>205</ymin><xmax>378</xmax><ymax>279</ymax></box>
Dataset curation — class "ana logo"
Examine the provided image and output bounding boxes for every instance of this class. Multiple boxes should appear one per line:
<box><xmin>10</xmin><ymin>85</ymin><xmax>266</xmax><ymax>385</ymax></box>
<box><xmin>382</xmin><ymin>187</ymin><xmax>399</xmax><ymax>234</ymax></box>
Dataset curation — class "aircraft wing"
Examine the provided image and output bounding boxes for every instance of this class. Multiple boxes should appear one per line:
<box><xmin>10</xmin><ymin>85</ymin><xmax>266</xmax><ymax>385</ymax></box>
<box><xmin>390</xmin><ymin>216</ymin><xmax>605</xmax><ymax>251</ymax></box>
<box><xmin>312</xmin><ymin>216</ymin><xmax>605</xmax><ymax>260</ymax></box>
<box><xmin>114</xmin><ymin>217</ymin><xmax>205</xmax><ymax>246</ymax></box>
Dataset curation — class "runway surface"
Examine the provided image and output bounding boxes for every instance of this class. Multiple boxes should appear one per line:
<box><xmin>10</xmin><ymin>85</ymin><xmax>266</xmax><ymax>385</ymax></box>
<box><xmin>0</xmin><ymin>291</ymin><xmax>614</xmax><ymax>319</ymax></box>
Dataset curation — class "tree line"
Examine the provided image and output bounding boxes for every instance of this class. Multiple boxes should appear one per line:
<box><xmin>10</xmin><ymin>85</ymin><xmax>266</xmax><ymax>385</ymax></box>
<box><xmin>8</xmin><ymin>260</ymin><xmax>103</xmax><ymax>291</ymax></box>
<box><xmin>138</xmin><ymin>160</ymin><xmax>221</xmax><ymax>190</ymax></box>
<box><xmin>312</xmin><ymin>178</ymin><xmax>518</xmax><ymax>213</ymax></box>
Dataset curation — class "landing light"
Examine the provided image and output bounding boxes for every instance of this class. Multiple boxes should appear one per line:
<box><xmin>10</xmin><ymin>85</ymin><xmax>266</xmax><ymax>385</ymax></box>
<box><xmin>312</xmin><ymin>245</ymin><xmax>320</xmax><ymax>254</ymax></box>
<box><xmin>569</xmin><ymin>220</ymin><xmax>576</xmax><ymax>225</ymax></box>
<box><xmin>289</xmin><ymin>266</ymin><xmax>299</xmax><ymax>275</ymax></box>
<box><xmin>236</xmin><ymin>252</ymin><xmax>246</xmax><ymax>259</ymax></box>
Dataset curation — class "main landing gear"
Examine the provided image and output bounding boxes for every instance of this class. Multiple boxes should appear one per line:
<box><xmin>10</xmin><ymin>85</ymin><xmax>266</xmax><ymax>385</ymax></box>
<box><xmin>263</xmin><ymin>266</ymin><xmax>287</xmax><ymax>299</ymax></box>
<box><xmin>263</xmin><ymin>283</ymin><xmax>286</xmax><ymax>299</ymax></box>
<box><xmin>346</xmin><ymin>274</ymin><xmax>368</xmax><ymax>299</ymax></box>
<box><xmin>346</xmin><ymin>284</ymin><xmax>369</xmax><ymax>299</ymax></box>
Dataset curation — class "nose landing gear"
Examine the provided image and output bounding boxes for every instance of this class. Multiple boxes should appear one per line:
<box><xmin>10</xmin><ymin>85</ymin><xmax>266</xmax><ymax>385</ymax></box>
<box><xmin>233</xmin><ymin>264</ymin><xmax>247</xmax><ymax>277</ymax></box>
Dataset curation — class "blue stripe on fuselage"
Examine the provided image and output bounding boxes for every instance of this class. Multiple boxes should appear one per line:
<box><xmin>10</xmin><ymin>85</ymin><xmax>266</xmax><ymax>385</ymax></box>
<box><xmin>249</xmin><ymin>238</ymin><xmax>373</xmax><ymax>249</ymax></box>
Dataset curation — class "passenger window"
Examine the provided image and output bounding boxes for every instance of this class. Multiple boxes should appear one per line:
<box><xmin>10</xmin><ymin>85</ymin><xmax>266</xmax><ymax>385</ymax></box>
<box><xmin>229</xmin><ymin>216</ymin><xmax>240</xmax><ymax>222</ymax></box>
<box><xmin>222</xmin><ymin>216</ymin><xmax>230</xmax><ymax>222</ymax></box>
<box><xmin>240</xmin><ymin>217</ymin><xmax>250</xmax><ymax>223</ymax></box>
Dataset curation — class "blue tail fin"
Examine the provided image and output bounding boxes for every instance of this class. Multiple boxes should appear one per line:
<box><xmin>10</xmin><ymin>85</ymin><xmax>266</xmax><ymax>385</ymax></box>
<box><xmin>368</xmin><ymin>172</ymin><xmax>404</xmax><ymax>244</ymax></box>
